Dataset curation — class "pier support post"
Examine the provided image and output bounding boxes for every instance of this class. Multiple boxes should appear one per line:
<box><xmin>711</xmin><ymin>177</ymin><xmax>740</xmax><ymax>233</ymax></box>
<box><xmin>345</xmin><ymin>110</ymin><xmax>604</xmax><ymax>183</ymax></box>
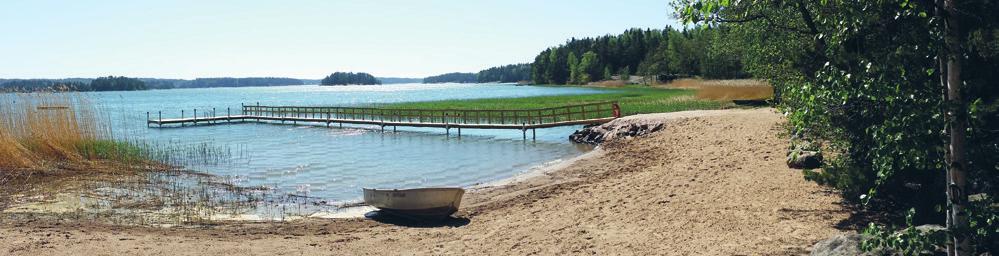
<box><xmin>213</xmin><ymin>107</ymin><xmax>216</xmax><ymax>124</ymax></box>
<box><xmin>158</xmin><ymin>111</ymin><xmax>162</xmax><ymax>127</ymax></box>
<box><xmin>393</xmin><ymin>126</ymin><xmax>397</xmax><ymax>132</ymax></box>
<box><xmin>227</xmin><ymin>107</ymin><xmax>231</xmax><ymax>122</ymax></box>
<box><xmin>457</xmin><ymin>127</ymin><xmax>461</xmax><ymax>138</ymax></box>
<box><xmin>194</xmin><ymin>109</ymin><xmax>197</xmax><ymax>125</ymax></box>
<box><xmin>532</xmin><ymin>128</ymin><xmax>536</xmax><ymax>141</ymax></box>
<box><xmin>522</xmin><ymin>123</ymin><xmax>527</xmax><ymax>140</ymax></box>
<box><xmin>181</xmin><ymin>110</ymin><xmax>185</xmax><ymax>127</ymax></box>
<box><xmin>446</xmin><ymin>125</ymin><xmax>450</xmax><ymax>137</ymax></box>
<box><xmin>146</xmin><ymin>112</ymin><xmax>150</xmax><ymax>127</ymax></box>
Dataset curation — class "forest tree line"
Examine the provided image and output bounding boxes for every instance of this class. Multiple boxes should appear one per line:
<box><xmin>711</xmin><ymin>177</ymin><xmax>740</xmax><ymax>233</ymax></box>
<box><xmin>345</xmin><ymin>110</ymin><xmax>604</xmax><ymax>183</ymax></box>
<box><xmin>530</xmin><ymin>27</ymin><xmax>749</xmax><ymax>85</ymax></box>
<box><xmin>423</xmin><ymin>72</ymin><xmax>477</xmax><ymax>83</ymax></box>
<box><xmin>477</xmin><ymin>63</ymin><xmax>531</xmax><ymax>83</ymax></box>
<box><xmin>422</xmin><ymin>63</ymin><xmax>532</xmax><ymax>84</ymax></box>
<box><xmin>181</xmin><ymin>77</ymin><xmax>303</xmax><ymax>88</ymax></box>
<box><xmin>143</xmin><ymin>77</ymin><xmax>304</xmax><ymax>88</ymax></box>
<box><xmin>0</xmin><ymin>77</ymin><xmax>147</xmax><ymax>92</ymax></box>
<box><xmin>1</xmin><ymin>77</ymin><xmax>311</xmax><ymax>92</ymax></box>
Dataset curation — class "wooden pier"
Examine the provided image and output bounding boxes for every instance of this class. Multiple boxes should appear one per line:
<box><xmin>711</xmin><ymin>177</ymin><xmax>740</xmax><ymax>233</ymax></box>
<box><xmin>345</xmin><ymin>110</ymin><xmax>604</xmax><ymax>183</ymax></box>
<box><xmin>147</xmin><ymin>102</ymin><xmax>621</xmax><ymax>140</ymax></box>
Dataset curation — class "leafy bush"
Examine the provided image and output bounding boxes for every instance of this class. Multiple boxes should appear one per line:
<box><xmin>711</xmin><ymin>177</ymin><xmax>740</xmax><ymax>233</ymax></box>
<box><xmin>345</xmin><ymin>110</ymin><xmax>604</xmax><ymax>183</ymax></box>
<box><xmin>862</xmin><ymin>208</ymin><xmax>947</xmax><ymax>255</ymax></box>
<box><xmin>676</xmin><ymin>0</ymin><xmax>999</xmax><ymax>252</ymax></box>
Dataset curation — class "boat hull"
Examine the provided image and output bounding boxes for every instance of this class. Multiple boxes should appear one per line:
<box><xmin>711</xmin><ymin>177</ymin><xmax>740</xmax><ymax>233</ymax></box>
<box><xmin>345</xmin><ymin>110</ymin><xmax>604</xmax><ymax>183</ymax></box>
<box><xmin>363</xmin><ymin>188</ymin><xmax>465</xmax><ymax>219</ymax></box>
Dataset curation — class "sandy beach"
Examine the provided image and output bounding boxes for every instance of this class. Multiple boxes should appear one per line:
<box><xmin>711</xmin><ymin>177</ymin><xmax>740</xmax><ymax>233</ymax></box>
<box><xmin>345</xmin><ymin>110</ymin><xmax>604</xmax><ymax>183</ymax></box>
<box><xmin>0</xmin><ymin>108</ymin><xmax>852</xmax><ymax>255</ymax></box>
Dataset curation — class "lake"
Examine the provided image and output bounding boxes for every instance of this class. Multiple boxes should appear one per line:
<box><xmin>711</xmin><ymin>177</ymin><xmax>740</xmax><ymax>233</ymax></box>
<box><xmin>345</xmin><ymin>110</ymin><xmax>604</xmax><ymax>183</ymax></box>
<box><xmin>91</xmin><ymin>83</ymin><xmax>602</xmax><ymax>204</ymax></box>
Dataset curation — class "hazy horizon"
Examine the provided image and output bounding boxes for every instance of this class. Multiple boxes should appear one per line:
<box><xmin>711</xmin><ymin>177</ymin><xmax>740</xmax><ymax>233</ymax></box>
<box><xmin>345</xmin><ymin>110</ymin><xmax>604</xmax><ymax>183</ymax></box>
<box><xmin>1</xmin><ymin>0</ymin><xmax>680</xmax><ymax>80</ymax></box>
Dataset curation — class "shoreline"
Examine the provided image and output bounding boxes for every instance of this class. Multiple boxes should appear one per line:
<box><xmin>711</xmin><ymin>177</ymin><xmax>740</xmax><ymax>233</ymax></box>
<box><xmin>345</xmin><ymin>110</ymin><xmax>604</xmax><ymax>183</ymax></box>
<box><xmin>469</xmin><ymin>147</ymin><xmax>603</xmax><ymax>191</ymax></box>
<box><xmin>0</xmin><ymin>108</ymin><xmax>852</xmax><ymax>255</ymax></box>
<box><xmin>312</xmin><ymin>147</ymin><xmax>604</xmax><ymax>219</ymax></box>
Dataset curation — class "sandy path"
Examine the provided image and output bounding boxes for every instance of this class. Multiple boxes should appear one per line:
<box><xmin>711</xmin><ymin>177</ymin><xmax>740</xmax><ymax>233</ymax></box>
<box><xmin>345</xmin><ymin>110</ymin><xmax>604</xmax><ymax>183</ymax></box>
<box><xmin>0</xmin><ymin>108</ymin><xmax>850</xmax><ymax>255</ymax></box>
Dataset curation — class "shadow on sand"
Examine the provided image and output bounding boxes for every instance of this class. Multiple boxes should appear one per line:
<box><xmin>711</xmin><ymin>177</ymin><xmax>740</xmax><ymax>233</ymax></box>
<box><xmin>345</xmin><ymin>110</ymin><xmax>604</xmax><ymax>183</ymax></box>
<box><xmin>364</xmin><ymin>211</ymin><xmax>470</xmax><ymax>228</ymax></box>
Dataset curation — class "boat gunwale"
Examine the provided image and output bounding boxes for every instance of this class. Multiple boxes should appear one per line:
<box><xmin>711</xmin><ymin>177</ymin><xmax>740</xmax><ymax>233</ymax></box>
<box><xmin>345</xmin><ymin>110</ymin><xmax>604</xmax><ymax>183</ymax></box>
<box><xmin>362</xmin><ymin>187</ymin><xmax>465</xmax><ymax>193</ymax></box>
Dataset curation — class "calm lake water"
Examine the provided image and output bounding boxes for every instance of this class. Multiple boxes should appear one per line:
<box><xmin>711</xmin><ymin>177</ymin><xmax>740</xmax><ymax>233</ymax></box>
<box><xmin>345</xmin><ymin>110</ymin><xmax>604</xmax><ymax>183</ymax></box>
<box><xmin>91</xmin><ymin>83</ymin><xmax>601</xmax><ymax>204</ymax></box>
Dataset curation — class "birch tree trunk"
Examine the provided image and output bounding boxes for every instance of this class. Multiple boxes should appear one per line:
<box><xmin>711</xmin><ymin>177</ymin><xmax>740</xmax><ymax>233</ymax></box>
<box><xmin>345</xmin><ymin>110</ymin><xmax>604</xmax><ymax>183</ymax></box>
<box><xmin>943</xmin><ymin>0</ymin><xmax>969</xmax><ymax>254</ymax></box>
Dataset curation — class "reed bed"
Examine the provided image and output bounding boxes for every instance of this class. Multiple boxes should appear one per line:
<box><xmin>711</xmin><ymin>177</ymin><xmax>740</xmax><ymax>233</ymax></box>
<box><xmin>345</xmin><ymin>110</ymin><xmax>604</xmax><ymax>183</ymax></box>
<box><xmin>0</xmin><ymin>93</ymin><xmax>109</xmax><ymax>169</ymax></box>
<box><xmin>662</xmin><ymin>78</ymin><xmax>774</xmax><ymax>101</ymax></box>
<box><xmin>0</xmin><ymin>93</ymin><xmax>310</xmax><ymax>226</ymax></box>
<box><xmin>694</xmin><ymin>85</ymin><xmax>774</xmax><ymax>101</ymax></box>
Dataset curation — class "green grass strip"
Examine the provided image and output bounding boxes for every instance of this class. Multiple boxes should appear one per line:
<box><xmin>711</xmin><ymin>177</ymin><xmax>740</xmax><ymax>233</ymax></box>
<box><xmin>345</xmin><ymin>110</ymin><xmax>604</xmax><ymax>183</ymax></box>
<box><xmin>377</xmin><ymin>86</ymin><xmax>724</xmax><ymax>116</ymax></box>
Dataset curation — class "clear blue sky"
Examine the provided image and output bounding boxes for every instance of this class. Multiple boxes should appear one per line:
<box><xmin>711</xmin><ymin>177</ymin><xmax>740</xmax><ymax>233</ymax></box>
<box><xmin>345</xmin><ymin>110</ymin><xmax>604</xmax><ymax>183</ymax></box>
<box><xmin>0</xmin><ymin>0</ymin><xmax>679</xmax><ymax>79</ymax></box>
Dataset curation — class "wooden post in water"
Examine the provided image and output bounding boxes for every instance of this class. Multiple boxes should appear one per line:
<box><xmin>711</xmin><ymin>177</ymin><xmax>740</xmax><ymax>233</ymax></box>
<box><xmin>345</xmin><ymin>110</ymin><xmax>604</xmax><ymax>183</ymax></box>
<box><xmin>212</xmin><ymin>107</ymin><xmax>216</xmax><ymax>124</ymax></box>
<box><xmin>158</xmin><ymin>111</ymin><xmax>162</xmax><ymax>127</ymax></box>
<box><xmin>193</xmin><ymin>109</ymin><xmax>197</xmax><ymax>125</ymax></box>
<box><xmin>181</xmin><ymin>110</ymin><xmax>185</xmax><ymax>127</ymax></box>
<box><xmin>146</xmin><ymin>112</ymin><xmax>150</xmax><ymax>127</ymax></box>
<box><xmin>532</xmin><ymin>129</ymin><xmax>536</xmax><ymax>141</ymax></box>
<box><xmin>522</xmin><ymin>123</ymin><xmax>526</xmax><ymax>140</ymax></box>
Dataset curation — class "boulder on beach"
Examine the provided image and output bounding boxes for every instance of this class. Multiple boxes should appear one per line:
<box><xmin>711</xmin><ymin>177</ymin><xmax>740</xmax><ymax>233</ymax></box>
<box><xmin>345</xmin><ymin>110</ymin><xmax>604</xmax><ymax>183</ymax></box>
<box><xmin>788</xmin><ymin>150</ymin><xmax>823</xmax><ymax>169</ymax></box>
<box><xmin>787</xmin><ymin>138</ymin><xmax>823</xmax><ymax>169</ymax></box>
<box><xmin>810</xmin><ymin>233</ymin><xmax>872</xmax><ymax>256</ymax></box>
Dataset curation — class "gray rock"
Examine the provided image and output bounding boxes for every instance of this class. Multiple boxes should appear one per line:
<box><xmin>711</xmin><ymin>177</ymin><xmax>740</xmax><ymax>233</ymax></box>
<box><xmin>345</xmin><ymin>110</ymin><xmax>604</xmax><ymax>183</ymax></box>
<box><xmin>912</xmin><ymin>224</ymin><xmax>946</xmax><ymax>235</ymax></box>
<box><xmin>788</xmin><ymin>150</ymin><xmax>823</xmax><ymax>169</ymax></box>
<box><xmin>810</xmin><ymin>233</ymin><xmax>875</xmax><ymax>256</ymax></box>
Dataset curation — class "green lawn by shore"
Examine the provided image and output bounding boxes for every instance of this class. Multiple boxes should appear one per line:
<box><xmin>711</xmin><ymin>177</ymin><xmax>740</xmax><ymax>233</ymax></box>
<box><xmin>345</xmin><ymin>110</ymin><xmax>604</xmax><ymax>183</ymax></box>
<box><xmin>378</xmin><ymin>86</ymin><xmax>725</xmax><ymax>116</ymax></box>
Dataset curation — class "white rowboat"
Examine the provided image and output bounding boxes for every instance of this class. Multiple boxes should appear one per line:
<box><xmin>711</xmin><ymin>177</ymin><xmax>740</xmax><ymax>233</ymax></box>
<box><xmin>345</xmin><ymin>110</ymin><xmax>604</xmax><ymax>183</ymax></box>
<box><xmin>362</xmin><ymin>187</ymin><xmax>465</xmax><ymax>219</ymax></box>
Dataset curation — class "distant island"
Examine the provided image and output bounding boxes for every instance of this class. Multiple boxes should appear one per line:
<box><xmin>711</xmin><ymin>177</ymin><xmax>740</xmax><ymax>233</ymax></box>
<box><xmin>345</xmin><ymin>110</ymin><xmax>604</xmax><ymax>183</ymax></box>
<box><xmin>423</xmin><ymin>73</ymin><xmax>477</xmax><ymax>83</ymax></box>
<box><xmin>0</xmin><ymin>76</ymin><xmax>309</xmax><ymax>92</ymax></box>
<box><xmin>91</xmin><ymin>76</ymin><xmax>147</xmax><ymax>91</ymax></box>
<box><xmin>320</xmin><ymin>72</ymin><xmax>381</xmax><ymax>85</ymax></box>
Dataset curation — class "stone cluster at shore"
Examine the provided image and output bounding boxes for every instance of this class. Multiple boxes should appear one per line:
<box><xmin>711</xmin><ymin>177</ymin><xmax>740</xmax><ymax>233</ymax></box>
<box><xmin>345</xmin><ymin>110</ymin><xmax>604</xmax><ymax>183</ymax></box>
<box><xmin>569</xmin><ymin>122</ymin><xmax>665</xmax><ymax>144</ymax></box>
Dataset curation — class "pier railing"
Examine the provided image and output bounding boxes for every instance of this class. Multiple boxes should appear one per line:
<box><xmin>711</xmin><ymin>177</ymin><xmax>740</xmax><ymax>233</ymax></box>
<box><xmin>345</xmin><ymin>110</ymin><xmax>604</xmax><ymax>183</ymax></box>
<box><xmin>239</xmin><ymin>101</ymin><xmax>620</xmax><ymax>126</ymax></box>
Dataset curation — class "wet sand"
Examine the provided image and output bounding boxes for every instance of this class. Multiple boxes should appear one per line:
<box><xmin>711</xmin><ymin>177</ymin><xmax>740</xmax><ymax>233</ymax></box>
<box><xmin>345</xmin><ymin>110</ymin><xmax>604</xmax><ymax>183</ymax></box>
<box><xmin>0</xmin><ymin>108</ymin><xmax>851</xmax><ymax>255</ymax></box>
